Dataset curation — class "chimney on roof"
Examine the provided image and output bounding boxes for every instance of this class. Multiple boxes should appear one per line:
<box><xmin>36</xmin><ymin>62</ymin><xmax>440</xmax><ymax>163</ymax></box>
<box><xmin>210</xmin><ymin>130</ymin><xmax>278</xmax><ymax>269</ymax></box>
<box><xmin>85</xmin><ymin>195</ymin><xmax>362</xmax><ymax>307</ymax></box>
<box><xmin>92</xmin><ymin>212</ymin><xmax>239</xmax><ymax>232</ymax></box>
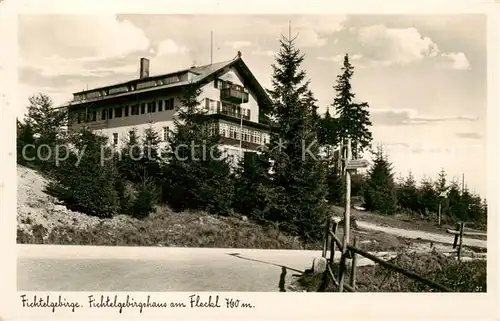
<box><xmin>139</xmin><ymin>58</ymin><xmax>150</xmax><ymax>79</ymax></box>
<box><xmin>237</xmin><ymin>51</ymin><xmax>242</xmax><ymax>58</ymax></box>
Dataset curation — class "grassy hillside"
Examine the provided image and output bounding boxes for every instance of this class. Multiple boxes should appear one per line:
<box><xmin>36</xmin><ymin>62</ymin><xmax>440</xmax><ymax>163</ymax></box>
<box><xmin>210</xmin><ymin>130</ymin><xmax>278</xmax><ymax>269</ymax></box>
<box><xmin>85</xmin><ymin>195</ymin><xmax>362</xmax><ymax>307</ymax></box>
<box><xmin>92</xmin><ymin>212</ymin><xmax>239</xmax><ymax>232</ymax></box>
<box><xmin>17</xmin><ymin>165</ymin><xmax>321</xmax><ymax>249</ymax></box>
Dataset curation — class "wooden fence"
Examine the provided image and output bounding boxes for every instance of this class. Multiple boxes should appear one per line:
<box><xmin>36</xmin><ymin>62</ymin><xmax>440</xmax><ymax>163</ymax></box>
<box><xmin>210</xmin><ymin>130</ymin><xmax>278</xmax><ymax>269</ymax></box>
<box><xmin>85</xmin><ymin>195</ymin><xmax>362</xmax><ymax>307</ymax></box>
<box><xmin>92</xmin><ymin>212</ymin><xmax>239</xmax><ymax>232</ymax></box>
<box><xmin>321</xmin><ymin>216</ymin><xmax>453</xmax><ymax>292</ymax></box>
<box><xmin>321</xmin><ymin>138</ymin><xmax>453</xmax><ymax>292</ymax></box>
<box><xmin>445</xmin><ymin>222</ymin><xmax>487</xmax><ymax>261</ymax></box>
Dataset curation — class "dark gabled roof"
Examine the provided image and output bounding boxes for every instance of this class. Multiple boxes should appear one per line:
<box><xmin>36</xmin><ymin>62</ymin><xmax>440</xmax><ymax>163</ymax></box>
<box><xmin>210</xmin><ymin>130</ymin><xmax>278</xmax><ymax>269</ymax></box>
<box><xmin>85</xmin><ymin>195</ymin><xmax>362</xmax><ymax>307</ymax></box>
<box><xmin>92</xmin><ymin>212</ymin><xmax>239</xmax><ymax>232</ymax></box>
<box><xmin>64</xmin><ymin>56</ymin><xmax>272</xmax><ymax>112</ymax></box>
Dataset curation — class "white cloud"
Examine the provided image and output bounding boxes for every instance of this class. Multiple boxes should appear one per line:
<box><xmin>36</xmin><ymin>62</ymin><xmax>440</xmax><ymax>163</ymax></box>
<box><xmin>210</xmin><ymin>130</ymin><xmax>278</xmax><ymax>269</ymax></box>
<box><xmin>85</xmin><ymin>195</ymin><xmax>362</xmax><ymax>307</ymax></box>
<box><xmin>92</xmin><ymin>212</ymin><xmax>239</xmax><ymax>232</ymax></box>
<box><xmin>19</xmin><ymin>14</ymin><xmax>149</xmax><ymax>87</ymax></box>
<box><xmin>294</xmin><ymin>15</ymin><xmax>348</xmax><ymax>33</ymax></box>
<box><xmin>317</xmin><ymin>55</ymin><xmax>343</xmax><ymax>63</ymax></box>
<box><xmin>371</xmin><ymin>108</ymin><xmax>479</xmax><ymax>126</ymax></box>
<box><xmin>252</xmin><ymin>49</ymin><xmax>276</xmax><ymax>57</ymax></box>
<box><xmin>156</xmin><ymin>39</ymin><xmax>188</xmax><ymax>56</ymax></box>
<box><xmin>439</xmin><ymin>52</ymin><xmax>471</xmax><ymax>70</ymax></box>
<box><xmin>349</xmin><ymin>24</ymin><xmax>471</xmax><ymax>70</ymax></box>
<box><xmin>225</xmin><ymin>40</ymin><xmax>252</xmax><ymax>49</ymax></box>
<box><xmin>351</xmin><ymin>25</ymin><xmax>440</xmax><ymax>66</ymax></box>
<box><xmin>295</xmin><ymin>29</ymin><xmax>327</xmax><ymax>47</ymax></box>
<box><xmin>19</xmin><ymin>15</ymin><xmax>149</xmax><ymax>61</ymax></box>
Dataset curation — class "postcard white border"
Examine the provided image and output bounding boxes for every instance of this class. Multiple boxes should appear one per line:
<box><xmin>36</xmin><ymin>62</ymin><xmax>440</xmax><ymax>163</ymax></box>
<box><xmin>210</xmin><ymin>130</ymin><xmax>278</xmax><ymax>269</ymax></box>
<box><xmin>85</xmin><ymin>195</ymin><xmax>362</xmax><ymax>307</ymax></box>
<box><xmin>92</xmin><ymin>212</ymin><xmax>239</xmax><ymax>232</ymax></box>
<box><xmin>1</xmin><ymin>1</ymin><xmax>499</xmax><ymax>320</ymax></box>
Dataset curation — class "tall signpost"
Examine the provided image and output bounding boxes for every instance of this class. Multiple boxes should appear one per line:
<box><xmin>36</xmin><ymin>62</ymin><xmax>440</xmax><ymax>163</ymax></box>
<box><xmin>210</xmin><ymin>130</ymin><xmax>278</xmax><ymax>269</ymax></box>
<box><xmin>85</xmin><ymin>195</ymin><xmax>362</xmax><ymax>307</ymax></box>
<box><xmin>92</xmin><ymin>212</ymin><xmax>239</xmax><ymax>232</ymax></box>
<box><xmin>338</xmin><ymin>138</ymin><xmax>369</xmax><ymax>292</ymax></box>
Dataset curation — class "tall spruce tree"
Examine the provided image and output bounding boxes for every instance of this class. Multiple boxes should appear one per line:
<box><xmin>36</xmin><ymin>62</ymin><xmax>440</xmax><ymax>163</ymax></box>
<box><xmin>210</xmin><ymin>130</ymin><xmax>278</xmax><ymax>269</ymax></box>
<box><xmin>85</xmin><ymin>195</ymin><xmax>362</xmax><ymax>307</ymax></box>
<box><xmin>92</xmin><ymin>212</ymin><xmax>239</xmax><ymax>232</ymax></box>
<box><xmin>264</xmin><ymin>32</ymin><xmax>328</xmax><ymax>241</ymax></box>
<box><xmin>23</xmin><ymin>93</ymin><xmax>67</xmax><ymax>171</ymax></box>
<box><xmin>162</xmin><ymin>83</ymin><xmax>234</xmax><ymax>215</ymax></box>
<box><xmin>332</xmin><ymin>54</ymin><xmax>372</xmax><ymax>158</ymax></box>
<box><xmin>363</xmin><ymin>146</ymin><xmax>397</xmax><ymax>215</ymax></box>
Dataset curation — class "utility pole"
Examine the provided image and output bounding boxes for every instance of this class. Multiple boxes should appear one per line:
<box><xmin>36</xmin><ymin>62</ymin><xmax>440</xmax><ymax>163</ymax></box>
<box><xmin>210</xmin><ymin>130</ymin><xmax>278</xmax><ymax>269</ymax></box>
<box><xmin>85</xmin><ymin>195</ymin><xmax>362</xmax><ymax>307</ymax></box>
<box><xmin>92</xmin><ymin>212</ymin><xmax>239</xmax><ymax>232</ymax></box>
<box><xmin>461</xmin><ymin>173</ymin><xmax>465</xmax><ymax>195</ymax></box>
<box><xmin>239</xmin><ymin>94</ymin><xmax>244</xmax><ymax>159</ymax></box>
<box><xmin>210</xmin><ymin>31</ymin><xmax>213</xmax><ymax>65</ymax></box>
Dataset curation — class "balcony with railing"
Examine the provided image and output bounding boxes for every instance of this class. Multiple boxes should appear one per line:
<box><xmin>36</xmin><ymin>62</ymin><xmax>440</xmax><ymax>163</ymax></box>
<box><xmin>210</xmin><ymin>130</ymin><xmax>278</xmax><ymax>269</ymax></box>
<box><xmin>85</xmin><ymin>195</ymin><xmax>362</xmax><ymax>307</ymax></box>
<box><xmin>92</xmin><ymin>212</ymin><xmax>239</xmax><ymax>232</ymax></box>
<box><xmin>218</xmin><ymin>108</ymin><xmax>250</xmax><ymax>121</ymax></box>
<box><xmin>220</xmin><ymin>87</ymin><xmax>249</xmax><ymax>104</ymax></box>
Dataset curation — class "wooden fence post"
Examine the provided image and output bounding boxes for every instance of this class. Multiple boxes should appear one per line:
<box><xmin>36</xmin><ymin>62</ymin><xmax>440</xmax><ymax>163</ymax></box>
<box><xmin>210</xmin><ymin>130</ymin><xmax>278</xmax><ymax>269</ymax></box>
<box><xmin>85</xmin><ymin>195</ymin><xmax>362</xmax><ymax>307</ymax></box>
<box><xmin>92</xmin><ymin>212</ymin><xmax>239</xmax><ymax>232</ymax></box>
<box><xmin>438</xmin><ymin>202</ymin><xmax>442</xmax><ymax>226</ymax></box>
<box><xmin>330</xmin><ymin>220</ymin><xmax>338</xmax><ymax>263</ymax></box>
<box><xmin>322</xmin><ymin>217</ymin><xmax>331</xmax><ymax>258</ymax></box>
<box><xmin>350</xmin><ymin>237</ymin><xmax>358</xmax><ymax>289</ymax></box>
<box><xmin>452</xmin><ymin>222</ymin><xmax>460</xmax><ymax>249</ymax></box>
<box><xmin>457</xmin><ymin>222</ymin><xmax>464</xmax><ymax>261</ymax></box>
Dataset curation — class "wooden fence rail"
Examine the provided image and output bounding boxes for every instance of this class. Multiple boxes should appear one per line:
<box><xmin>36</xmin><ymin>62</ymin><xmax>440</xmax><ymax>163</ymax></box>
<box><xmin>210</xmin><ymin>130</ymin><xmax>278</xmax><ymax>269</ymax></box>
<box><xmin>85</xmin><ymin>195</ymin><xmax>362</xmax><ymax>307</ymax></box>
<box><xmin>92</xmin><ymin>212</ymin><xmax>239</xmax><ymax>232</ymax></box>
<box><xmin>321</xmin><ymin>138</ymin><xmax>453</xmax><ymax>292</ymax></box>
<box><xmin>321</xmin><ymin>216</ymin><xmax>453</xmax><ymax>292</ymax></box>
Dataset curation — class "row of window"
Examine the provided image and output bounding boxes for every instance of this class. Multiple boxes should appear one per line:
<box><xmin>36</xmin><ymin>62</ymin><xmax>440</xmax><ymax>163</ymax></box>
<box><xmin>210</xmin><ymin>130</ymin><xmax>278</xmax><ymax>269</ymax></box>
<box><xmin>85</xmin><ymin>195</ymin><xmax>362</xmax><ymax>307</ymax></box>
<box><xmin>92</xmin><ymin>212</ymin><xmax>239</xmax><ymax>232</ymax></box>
<box><xmin>74</xmin><ymin>75</ymin><xmax>181</xmax><ymax>101</ymax></box>
<box><xmin>218</xmin><ymin>123</ymin><xmax>269</xmax><ymax>144</ymax></box>
<box><xmin>110</xmin><ymin>124</ymin><xmax>268</xmax><ymax>146</ymax></box>
<box><xmin>112</xmin><ymin>127</ymin><xmax>171</xmax><ymax>145</ymax></box>
<box><xmin>76</xmin><ymin>98</ymin><xmax>175</xmax><ymax>124</ymax></box>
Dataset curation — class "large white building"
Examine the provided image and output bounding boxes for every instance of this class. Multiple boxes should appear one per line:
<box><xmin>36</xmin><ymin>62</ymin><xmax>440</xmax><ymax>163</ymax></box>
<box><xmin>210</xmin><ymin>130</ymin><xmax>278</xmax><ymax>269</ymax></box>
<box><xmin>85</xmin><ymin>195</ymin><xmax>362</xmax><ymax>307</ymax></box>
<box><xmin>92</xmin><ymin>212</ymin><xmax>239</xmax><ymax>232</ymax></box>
<box><xmin>63</xmin><ymin>52</ymin><xmax>273</xmax><ymax>164</ymax></box>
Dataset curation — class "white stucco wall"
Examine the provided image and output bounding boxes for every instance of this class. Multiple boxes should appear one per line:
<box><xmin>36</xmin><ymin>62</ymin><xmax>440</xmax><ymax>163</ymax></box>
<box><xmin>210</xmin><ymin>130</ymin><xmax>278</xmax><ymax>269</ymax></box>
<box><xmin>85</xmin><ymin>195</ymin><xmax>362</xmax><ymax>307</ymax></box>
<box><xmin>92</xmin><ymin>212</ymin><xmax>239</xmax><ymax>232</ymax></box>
<box><xmin>68</xmin><ymin>66</ymin><xmax>265</xmax><ymax>149</ymax></box>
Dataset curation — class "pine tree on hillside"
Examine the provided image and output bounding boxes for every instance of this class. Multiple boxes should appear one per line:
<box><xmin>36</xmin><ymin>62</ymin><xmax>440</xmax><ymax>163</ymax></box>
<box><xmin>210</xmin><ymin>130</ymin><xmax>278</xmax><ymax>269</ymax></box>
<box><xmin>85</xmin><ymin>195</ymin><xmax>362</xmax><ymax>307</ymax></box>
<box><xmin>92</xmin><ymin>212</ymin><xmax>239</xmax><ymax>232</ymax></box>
<box><xmin>17</xmin><ymin>119</ymin><xmax>36</xmax><ymax>165</ymax></box>
<box><xmin>117</xmin><ymin>128</ymin><xmax>142</xmax><ymax>183</ymax></box>
<box><xmin>397</xmin><ymin>171</ymin><xmax>419</xmax><ymax>212</ymax></box>
<box><xmin>332</xmin><ymin>54</ymin><xmax>372</xmax><ymax>158</ymax></box>
<box><xmin>49</xmin><ymin>128</ymin><xmax>120</xmax><ymax>218</ymax></box>
<box><xmin>435</xmin><ymin>168</ymin><xmax>448</xmax><ymax>195</ymax></box>
<box><xmin>263</xmin><ymin>32</ymin><xmax>328</xmax><ymax>241</ymax></box>
<box><xmin>446</xmin><ymin>181</ymin><xmax>461</xmax><ymax>219</ymax></box>
<box><xmin>162</xmin><ymin>83</ymin><xmax>234</xmax><ymax>215</ymax></box>
<box><xmin>232</xmin><ymin>152</ymin><xmax>273</xmax><ymax>220</ymax></box>
<box><xmin>318</xmin><ymin>108</ymin><xmax>340</xmax><ymax>151</ymax></box>
<box><xmin>139</xmin><ymin>125</ymin><xmax>163</xmax><ymax>181</ymax></box>
<box><xmin>23</xmin><ymin>93</ymin><xmax>67</xmax><ymax>170</ymax></box>
<box><xmin>418</xmin><ymin>177</ymin><xmax>439</xmax><ymax>217</ymax></box>
<box><xmin>26</xmin><ymin>93</ymin><xmax>67</xmax><ymax>144</ymax></box>
<box><xmin>302</xmin><ymin>89</ymin><xmax>321</xmax><ymax>131</ymax></box>
<box><xmin>363</xmin><ymin>146</ymin><xmax>397</xmax><ymax>215</ymax></box>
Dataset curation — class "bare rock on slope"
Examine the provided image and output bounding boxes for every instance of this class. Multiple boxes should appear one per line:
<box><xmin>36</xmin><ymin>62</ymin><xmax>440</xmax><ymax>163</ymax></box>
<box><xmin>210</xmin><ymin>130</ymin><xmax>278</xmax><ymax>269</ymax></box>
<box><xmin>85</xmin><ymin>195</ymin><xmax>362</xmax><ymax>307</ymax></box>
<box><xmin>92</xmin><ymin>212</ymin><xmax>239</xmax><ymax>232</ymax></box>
<box><xmin>16</xmin><ymin>165</ymin><xmax>135</xmax><ymax>238</ymax></box>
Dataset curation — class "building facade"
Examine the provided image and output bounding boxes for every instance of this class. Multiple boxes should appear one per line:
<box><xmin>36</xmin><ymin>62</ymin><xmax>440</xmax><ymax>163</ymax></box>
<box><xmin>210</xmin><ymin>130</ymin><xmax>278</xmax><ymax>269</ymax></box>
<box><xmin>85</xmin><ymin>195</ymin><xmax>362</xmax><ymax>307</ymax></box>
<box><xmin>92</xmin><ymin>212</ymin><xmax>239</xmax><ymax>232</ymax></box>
<box><xmin>63</xmin><ymin>53</ymin><xmax>273</xmax><ymax>165</ymax></box>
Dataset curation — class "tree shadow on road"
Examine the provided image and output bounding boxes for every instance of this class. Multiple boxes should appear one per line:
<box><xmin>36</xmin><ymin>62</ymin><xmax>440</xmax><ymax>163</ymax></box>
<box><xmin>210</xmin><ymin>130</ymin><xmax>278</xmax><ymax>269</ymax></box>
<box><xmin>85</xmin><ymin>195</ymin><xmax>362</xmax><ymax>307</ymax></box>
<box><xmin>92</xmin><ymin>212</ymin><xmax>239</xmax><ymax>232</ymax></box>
<box><xmin>227</xmin><ymin>253</ymin><xmax>305</xmax><ymax>292</ymax></box>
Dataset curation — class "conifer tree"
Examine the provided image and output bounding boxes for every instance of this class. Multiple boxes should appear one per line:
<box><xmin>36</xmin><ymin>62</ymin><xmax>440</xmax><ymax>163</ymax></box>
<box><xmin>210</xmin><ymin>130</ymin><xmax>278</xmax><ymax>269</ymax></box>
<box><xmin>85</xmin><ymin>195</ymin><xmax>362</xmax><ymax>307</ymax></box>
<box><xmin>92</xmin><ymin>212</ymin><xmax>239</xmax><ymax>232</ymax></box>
<box><xmin>397</xmin><ymin>171</ymin><xmax>419</xmax><ymax>212</ymax></box>
<box><xmin>232</xmin><ymin>152</ymin><xmax>273</xmax><ymax>219</ymax></box>
<box><xmin>363</xmin><ymin>146</ymin><xmax>397</xmax><ymax>215</ymax></box>
<box><xmin>264</xmin><ymin>31</ymin><xmax>328</xmax><ymax>241</ymax></box>
<box><xmin>23</xmin><ymin>93</ymin><xmax>67</xmax><ymax>171</ymax></box>
<box><xmin>435</xmin><ymin>168</ymin><xmax>448</xmax><ymax>195</ymax></box>
<box><xmin>117</xmin><ymin>128</ymin><xmax>142</xmax><ymax>183</ymax></box>
<box><xmin>332</xmin><ymin>54</ymin><xmax>372</xmax><ymax>158</ymax></box>
<box><xmin>49</xmin><ymin>128</ymin><xmax>120</xmax><ymax>218</ymax></box>
<box><xmin>418</xmin><ymin>177</ymin><xmax>439</xmax><ymax>216</ymax></box>
<box><xmin>139</xmin><ymin>124</ymin><xmax>163</xmax><ymax>181</ymax></box>
<box><xmin>17</xmin><ymin>119</ymin><xmax>36</xmax><ymax>165</ymax></box>
<box><xmin>162</xmin><ymin>83</ymin><xmax>234</xmax><ymax>215</ymax></box>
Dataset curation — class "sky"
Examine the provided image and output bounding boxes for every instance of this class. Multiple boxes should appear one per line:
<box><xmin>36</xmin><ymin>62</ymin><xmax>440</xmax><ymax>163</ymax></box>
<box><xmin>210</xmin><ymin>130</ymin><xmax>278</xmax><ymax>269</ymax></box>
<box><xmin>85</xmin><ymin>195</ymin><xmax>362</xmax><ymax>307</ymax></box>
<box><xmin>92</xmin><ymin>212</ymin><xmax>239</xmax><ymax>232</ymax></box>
<box><xmin>17</xmin><ymin>14</ymin><xmax>487</xmax><ymax>197</ymax></box>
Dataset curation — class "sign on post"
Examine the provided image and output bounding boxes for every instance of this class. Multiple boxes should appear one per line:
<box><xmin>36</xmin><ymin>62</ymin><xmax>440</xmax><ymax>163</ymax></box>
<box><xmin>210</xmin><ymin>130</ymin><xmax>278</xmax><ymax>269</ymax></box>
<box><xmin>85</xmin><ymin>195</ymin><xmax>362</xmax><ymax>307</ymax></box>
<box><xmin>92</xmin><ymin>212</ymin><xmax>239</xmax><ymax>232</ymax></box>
<box><xmin>345</xmin><ymin>159</ymin><xmax>369</xmax><ymax>170</ymax></box>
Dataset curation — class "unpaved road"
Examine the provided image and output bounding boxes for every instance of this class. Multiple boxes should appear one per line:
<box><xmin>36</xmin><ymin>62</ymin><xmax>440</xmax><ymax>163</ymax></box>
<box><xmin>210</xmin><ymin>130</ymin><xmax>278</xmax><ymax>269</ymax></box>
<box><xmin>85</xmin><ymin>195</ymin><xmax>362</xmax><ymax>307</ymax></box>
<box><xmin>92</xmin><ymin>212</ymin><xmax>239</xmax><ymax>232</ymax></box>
<box><xmin>356</xmin><ymin>221</ymin><xmax>487</xmax><ymax>249</ymax></box>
